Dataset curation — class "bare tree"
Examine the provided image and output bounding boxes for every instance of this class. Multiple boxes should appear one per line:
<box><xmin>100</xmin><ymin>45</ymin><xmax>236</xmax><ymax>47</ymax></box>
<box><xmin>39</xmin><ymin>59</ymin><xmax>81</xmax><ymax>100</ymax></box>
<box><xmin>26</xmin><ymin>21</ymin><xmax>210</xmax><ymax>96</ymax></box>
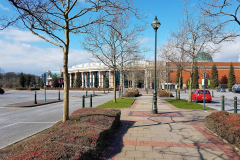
<box><xmin>199</xmin><ymin>0</ymin><xmax>240</xmax><ymax>43</ymax></box>
<box><xmin>171</xmin><ymin>0</ymin><xmax>223</xmax><ymax>102</ymax></box>
<box><xmin>1</xmin><ymin>0</ymin><xmax>142</xmax><ymax>121</ymax></box>
<box><xmin>160</xmin><ymin>39</ymin><xmax>191</xmax><ymax>99</ymax></box>
<box><xmin>82</xmin><ymin>10</ymin><xmax>146</xmax><ymax>102</ymax></box>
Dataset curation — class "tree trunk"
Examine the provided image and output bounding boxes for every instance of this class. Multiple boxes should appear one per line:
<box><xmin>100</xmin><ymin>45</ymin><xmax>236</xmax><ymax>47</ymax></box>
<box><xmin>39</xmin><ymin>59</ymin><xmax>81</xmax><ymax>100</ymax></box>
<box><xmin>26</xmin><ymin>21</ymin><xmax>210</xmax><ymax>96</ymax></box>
<box><xmin>63</xmin><ymin>14</ymin><xmax>70</xmax><ymax>122</ymax></box>
<box><xmin>178</xmin><ymin>70</ymin><xmax>182</xmax><ymax>100</ymax></box>
<box><xmin>120</xmin><ymin>71</ymin><xmax>123</xmax><ymax>99</ymax></box>
<box><xmin>113</xmin><ymin>70</ymin><xmax>116</xmax><ymax>102</ymax></box>
<box><xmin>188</xmin><ymin>61</ymin><xmax>194</xmax><ymax>102</ymax></box>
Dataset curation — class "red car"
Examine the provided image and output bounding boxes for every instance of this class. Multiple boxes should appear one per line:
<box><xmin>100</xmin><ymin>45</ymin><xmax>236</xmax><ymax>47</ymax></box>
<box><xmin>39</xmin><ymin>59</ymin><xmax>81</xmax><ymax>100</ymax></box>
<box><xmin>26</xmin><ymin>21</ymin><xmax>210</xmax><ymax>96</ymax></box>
<box><xmin>191</xmin><ymin>89</ymin><xmax>212</xmax><ymax>103</ymax></box>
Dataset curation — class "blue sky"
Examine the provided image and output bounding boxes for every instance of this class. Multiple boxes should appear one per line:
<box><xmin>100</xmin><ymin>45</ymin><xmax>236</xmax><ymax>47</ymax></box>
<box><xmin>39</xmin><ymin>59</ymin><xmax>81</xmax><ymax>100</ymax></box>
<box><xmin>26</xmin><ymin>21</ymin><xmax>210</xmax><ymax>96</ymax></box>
<box><xmin>0</xmin><ymin>0</ymin><xmax>239</xmax><ymax>76</ymax></box>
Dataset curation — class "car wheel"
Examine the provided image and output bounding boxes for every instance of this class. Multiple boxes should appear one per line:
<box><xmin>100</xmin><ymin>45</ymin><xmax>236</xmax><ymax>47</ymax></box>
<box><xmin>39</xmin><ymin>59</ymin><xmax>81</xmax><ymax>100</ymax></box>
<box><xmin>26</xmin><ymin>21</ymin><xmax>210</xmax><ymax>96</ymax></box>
<box><xmin>209</xmin><ymin>101</ymin><xmax>211</xmax><ymax>103</ymax></box>
<box><xmin>195</xmin><ymin>98</ymin><xmax>198</xmax><ymax>103</ymax></box>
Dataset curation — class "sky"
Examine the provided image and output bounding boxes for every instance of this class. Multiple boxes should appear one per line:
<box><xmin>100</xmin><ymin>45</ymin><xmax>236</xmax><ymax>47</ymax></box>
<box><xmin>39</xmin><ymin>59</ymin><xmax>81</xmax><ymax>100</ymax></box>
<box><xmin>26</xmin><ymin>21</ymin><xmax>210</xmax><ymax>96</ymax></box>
<box><xmin>0</xmin><ymin>0</ymin><xmax>239</xmax><ymax>76</ymax></box>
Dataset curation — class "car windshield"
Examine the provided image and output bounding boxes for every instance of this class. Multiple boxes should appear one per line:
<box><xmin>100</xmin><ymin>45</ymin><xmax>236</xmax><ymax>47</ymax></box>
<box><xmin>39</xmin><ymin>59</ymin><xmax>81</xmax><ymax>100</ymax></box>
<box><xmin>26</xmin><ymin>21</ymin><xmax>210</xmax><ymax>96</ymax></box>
<box><xmin>198</xmin><ymin>90</ymin><xmax>210</xmax><ymax>94</ymax></box>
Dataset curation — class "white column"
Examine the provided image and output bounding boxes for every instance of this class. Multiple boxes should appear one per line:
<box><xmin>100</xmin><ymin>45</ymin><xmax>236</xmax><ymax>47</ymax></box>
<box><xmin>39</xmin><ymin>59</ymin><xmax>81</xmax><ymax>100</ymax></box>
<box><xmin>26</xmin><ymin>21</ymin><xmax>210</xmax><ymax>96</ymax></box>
<box><xmin>85</xmin><ymin>72</ymin><xmax>87</xmax><ymax>87</ymax></box>
<box><xmin>82</xmin><ymin>72</ymin><xmax>84</xmax><ymax>88</ymax></box>
<box><xmin>90</xmin><ymin>72</ymin><xmax>92</xmax><ymax>88</ymax></box>
<box><xmin>70</xmin><ymin>73</ymin><xmax>72</xmax><ymax>88</ymax></box>
<box><xmin>93</xmin><ymin>72</ymin><xmax>95</xmax><ymax>88</ymax></box>
<box><xmin>109</xmin><ymin>71</ymin><xmax>113</xmax><ymax>88</ymax></box>
<box><xmin>98</xmin><ymin>71</ymin><xmax>101</xmax><ymax>88</ymax></box>
<box><xmin>74</xmin><ymin>72</ymin><xmax>77</xmax><ymax>87</ymax></box>
<box><xmin>101</xmin><ymin>72</ymin><xmax>104</xmax><ymax>87</ymax></box>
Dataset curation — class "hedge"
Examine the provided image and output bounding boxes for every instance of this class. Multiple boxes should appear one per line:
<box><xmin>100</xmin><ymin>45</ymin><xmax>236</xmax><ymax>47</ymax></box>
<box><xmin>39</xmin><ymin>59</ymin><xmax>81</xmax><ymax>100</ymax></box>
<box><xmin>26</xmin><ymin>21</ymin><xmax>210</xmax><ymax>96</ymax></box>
<box><xmin>0</xmin><ymin>108</ymin><xmax>121</xmax><ymax>160</ymax></box>
<box><xmin>157</xmin><ymin>90</ymin><xmax>173</xmax><ymax>97</ymax></box>
<box><xmin>205</xmin><ymin>111</ymin><xmax>240</xmax><ymax>149</ymax></box>
<box><xmin>123</xmin><ymin>90</ymin><xmax>139</xmax><ymax>97</ymax></box>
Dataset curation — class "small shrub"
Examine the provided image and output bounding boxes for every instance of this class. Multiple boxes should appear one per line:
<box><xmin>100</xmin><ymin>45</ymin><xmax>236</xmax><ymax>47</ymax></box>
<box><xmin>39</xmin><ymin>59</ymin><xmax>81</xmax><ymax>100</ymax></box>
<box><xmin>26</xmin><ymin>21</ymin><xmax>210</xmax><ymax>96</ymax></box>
<box><xmin>123</xmin><ymin>90</ymin><xmax>139</xmax><ymax>97</ymax></box>
<box><xmin>205</xmin><ymin>111</ymin><xmax>240</xmax><ymax>148</ymax></box>
<box><xmin>157</xmin><ymin>90</ymin><xmax>173</xmax><ymax>97</ymax></box>
<box><xmin>28</xmin><ymin>87</ymin><xmax>40</xmax><ymax>91</ymax></box>
<box><xmin>15</xmin><ymin>87</ymin><xmax>27</xmax><ymax>90</ymax></box>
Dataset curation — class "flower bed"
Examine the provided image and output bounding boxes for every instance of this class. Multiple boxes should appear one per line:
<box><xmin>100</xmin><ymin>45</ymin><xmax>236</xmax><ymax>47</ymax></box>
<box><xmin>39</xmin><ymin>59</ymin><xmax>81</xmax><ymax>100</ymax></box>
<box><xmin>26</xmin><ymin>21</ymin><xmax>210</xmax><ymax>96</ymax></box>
<box><xmin>157</xmin><ymin>90</ymin><xmax>173</xmax><ymax>97</ymax></box>
<box><xmin>205</xmin><ymin>111</ymin><xmax>240</xmax><ymax>148</ymax></box>
<box><xmin>123</xmin><ymin>90</ymin><xmax>139</xmax><ymax>97</ymax></box>
<box><xmin>0</xmin><ymin>108</ymin><xmax>121</xmax><ymax>160</ymax></box>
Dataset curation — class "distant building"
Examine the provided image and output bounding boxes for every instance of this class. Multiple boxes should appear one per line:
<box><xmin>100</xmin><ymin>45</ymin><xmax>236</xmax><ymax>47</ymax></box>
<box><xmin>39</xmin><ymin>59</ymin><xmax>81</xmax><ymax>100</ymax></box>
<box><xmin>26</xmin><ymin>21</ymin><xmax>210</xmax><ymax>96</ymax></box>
<box><xmin>45</xmin><ymin>55</ymin><xmax>240</xmax><ymax>89</ymax></box>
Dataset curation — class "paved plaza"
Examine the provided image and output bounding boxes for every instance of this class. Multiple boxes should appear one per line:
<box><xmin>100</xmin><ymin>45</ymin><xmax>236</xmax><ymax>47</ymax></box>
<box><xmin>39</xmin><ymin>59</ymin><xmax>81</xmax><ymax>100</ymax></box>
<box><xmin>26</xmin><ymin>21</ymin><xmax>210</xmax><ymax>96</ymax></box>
<box><xmin>99</xmin><ymin>90</ymin><xmax>240</xmax><ymax>160</ymax></box>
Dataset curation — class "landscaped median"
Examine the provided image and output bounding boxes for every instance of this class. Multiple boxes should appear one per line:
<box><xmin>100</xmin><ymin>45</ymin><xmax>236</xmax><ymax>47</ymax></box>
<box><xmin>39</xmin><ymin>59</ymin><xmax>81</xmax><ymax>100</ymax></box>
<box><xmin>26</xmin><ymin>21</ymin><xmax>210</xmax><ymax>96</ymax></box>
<box><xmin>0</xmin><ymin>108</ymin><xmax>121</xmax><ymax>160</ymax></box>
<box><xmin>164</xmin><ymin>99</ymin><xmax>214</xmax><ymax>110</ymax></box>
<box><xmin>96</xmin><ymin>98</ymin><xmax>135</xmax><ymax>108</ymax></box>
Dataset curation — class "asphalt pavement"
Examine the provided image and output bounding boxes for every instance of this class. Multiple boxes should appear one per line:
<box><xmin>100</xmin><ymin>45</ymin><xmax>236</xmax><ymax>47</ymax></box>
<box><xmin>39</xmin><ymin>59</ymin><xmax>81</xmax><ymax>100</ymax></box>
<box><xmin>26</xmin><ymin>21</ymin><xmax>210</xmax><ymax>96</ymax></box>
<box><xmin>0</xmin><ymin>89</ymin><xmax>116</xmax><ymax>149</ymax></box>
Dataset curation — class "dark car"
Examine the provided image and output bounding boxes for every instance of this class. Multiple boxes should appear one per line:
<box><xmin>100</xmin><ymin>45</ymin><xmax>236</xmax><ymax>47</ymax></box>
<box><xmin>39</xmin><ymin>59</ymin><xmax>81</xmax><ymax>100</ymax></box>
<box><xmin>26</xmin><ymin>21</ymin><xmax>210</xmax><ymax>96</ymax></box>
<box><xmin>0</xmin><ymin>88</ymin><xmax>4</xmax><ymax>94</ymax></box>
<box><xmin>234</xmin><ymin>88</ymin><xmax>240</xmax><ymax>93</ymax></box>
<box><xmin>229</xmin><ymin>88</ymin><xmax>232</xmax><ymax>92</ymax></box>
<box><xmin>217</xmin><ymin>88</ymin><xmax>226</xmax><ymax>92</ymax></box>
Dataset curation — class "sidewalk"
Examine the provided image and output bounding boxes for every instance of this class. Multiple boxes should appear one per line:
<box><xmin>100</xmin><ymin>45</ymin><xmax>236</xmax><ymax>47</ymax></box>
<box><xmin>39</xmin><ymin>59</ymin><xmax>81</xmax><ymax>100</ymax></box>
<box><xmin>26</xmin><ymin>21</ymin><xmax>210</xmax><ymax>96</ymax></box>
<box><xmin>99</xmin><ymin>90</ymin><xmax>240</xmax><ymax>160</ymax></box>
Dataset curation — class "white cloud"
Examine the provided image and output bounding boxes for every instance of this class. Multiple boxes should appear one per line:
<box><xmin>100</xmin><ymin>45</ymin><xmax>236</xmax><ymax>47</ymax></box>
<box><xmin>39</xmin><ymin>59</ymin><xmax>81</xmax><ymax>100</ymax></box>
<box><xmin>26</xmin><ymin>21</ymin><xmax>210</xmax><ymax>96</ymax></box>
<box><xmin>0</xmin><ymin>4</ymin><xmax>9</xmax><ymax>11</ymax></box>
<box><xmin>0</xmin><ymin>28</ymin><xmax>43</xmax><ymax>42</ymax></box>
<box><xmin>0</xmin><ymin>40</ymin><xmax>91</xmax><ymax>75</ymax></box>
<box><xmin>213</xmin><ymin>37</ymin><xmax>240</xmax><ymax>62</ymax></box>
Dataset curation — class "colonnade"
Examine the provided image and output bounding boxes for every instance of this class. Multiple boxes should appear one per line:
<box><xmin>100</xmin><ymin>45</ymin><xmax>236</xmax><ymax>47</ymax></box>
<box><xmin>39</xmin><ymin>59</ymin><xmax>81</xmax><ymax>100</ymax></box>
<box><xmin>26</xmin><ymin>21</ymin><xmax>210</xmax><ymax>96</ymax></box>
<box><xmin>69</xmin><ymin>71</ymin><xmax>114</xmax><ymax>88</ymax></box>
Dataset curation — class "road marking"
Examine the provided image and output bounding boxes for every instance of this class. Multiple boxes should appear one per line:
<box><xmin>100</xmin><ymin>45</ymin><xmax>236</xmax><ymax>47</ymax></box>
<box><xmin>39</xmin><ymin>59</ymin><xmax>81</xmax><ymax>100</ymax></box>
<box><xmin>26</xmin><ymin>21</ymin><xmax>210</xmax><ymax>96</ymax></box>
<box><xmin>0</xmin><ymin>122</ymin><xmax>19</xmax><ymax>130</ymax></box>
<box><xmin>0</xmin><ymin>122</ymin><xmax>56</xmax><ymax>130</ymax></box>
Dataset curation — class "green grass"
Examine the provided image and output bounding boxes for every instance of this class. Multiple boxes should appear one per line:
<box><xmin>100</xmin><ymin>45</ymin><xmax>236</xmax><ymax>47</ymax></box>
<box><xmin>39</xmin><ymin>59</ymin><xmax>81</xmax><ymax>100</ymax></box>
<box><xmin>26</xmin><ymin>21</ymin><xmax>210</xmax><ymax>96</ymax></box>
<box><xmin>96</xmin><ymin>98</ymin><xmax>135</xmax><ymax>108</ymax></box>
<box><xmin>164</xmin><ymin>99</ymin><xmax>215</xmax><ymax>110</ymax></box>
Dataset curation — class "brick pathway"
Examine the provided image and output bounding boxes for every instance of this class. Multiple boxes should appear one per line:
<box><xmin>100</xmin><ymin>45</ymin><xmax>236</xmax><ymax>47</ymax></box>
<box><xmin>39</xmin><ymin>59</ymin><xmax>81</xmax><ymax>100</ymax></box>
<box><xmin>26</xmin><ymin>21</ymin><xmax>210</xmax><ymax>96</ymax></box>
<box><xmin>98</xmin><ymin>89</ymin><xmax>240</xmax><ymax>160</ymax></box>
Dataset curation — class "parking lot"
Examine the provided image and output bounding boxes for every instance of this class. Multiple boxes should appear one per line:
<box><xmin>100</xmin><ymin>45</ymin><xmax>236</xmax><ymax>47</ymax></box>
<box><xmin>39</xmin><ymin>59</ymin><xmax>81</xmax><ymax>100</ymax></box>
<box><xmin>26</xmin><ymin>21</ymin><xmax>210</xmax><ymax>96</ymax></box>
<box><xmin>171</xmin><ymin>89</ymin><xmax>240</xmax><ymax>112</ymax></box>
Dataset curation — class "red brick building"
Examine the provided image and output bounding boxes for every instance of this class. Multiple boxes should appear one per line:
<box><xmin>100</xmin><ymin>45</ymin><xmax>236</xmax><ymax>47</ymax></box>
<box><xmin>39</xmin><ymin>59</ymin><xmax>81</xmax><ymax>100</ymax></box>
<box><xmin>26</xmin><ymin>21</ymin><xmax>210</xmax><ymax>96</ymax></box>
<box><xmin>167</xmin><ymin>56</ymin><xmax>240</xmax><ymax>88</ymax></box>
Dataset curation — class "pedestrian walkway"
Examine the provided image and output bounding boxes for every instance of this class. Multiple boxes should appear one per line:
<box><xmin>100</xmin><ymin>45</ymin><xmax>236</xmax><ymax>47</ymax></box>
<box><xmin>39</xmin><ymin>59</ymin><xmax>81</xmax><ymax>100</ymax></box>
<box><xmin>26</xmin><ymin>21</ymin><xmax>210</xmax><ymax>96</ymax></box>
<box><xmin>99</xmin><ymin>90</ymin><xmax>240</xmax><ymax>160</ymax></box>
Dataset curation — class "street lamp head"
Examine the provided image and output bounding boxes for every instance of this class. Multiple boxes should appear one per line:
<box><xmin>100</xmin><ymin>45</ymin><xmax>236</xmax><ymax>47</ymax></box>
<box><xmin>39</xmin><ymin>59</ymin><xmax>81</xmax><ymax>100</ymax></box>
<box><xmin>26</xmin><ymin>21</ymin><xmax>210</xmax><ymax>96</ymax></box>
<box><xmin>151</xmin><ymin>16</ymin><xmax>161</xmax><ymax>30</ymax></box>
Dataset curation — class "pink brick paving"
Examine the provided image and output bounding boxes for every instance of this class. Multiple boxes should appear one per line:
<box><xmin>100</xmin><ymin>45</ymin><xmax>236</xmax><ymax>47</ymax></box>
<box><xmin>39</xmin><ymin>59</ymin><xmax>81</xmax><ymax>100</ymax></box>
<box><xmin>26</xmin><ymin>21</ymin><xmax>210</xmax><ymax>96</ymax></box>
<box><xmin>109</xmin><ymin>95</ymin><xmax>240</xmax><ymax>160</ymax></box>
<box><xmin>122</xmin><ymin>140</ymin><xmax>219</xmax><ymax>149</ymax></box>
<box><xmin>190</xmin><ymin>121</ymin><xmax>240</xmax><ymax>160</ymax></box>
<box><xmin>129</xmin><ymin>99</ymin><xmax>138</xmax><ymax>109</ymax></box>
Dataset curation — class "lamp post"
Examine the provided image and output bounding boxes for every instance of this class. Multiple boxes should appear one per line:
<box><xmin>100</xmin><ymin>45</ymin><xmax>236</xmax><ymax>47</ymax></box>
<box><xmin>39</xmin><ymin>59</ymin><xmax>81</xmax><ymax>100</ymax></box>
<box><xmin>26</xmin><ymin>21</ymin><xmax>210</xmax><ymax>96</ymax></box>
<box><xmin>151</xmin><ymin>16</ymin><xmax>161</xmax><ymax>114</ymax></box>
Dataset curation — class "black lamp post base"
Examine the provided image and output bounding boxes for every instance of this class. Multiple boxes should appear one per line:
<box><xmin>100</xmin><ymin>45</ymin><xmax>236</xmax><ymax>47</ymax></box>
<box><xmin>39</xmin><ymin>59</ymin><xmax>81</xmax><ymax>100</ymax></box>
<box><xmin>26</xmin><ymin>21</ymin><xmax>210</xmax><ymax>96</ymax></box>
<box><xmin>152</xmin><ymin>93</ymin><xmax>158</xmax><ymax>114</ymax></box>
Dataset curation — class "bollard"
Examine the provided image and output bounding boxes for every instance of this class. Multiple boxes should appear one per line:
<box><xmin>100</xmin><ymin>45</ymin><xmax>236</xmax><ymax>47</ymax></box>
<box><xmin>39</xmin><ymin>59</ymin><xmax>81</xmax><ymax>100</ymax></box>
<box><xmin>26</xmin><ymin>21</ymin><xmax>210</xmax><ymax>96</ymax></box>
<box><xmin>86</xmin><ymin>90</ymin><xmax>88</xmax><ymax>97</ymax></box>
<box><xmin>234</xmin><ymin>96</ymin><xmax>237</xmax><ymax>113</ymax></box>
<box><xmin>176</xmin><ymin>90</ymin><xmax>177</xmax><ymax>99</ymax></box>
<box><xmin>221</xmin><ymin>95</ymin><xmax>225</xmax><ymax>111</ymax></box>
<box><xmin>108</xmin><ymin>88</ymin><xmax>109</xmax><ymax>93</ymax></box>
<box><xmin>58</xmin><ymin>90</ymin><xmax>60</xmax><ymax>100</ymax></box>
<box><xmin>146</xmin><ymin>88</ymin><xmax>148</xmax><ymax>94</ymax></box>
<box><xmin>34</xmin><ymin>91</ymin><xmax>37</xmax><ymax>104</ymax></box>
<box><xmin>104</xmin><ymin>88</ymin><xmax>105</xmax><ymax>93</ymax></box>
<box><xmin>82</xmin><ymin>95</ymin><xmax>85</xmax><ymax>108</ymax></box>
<box><xmin>185</xmin><ymin>89</ymin><xmax>186</xmax><ymax>93</ymax></box>
<box><xmin>212</xmin><ymin>90</ymin><xmax>214</xmax><ymax>97</ymax></box>
<box><xmin>90</xmin><ymin>94</ymin><xmax>92</xmax><ymax>107</ymax></box>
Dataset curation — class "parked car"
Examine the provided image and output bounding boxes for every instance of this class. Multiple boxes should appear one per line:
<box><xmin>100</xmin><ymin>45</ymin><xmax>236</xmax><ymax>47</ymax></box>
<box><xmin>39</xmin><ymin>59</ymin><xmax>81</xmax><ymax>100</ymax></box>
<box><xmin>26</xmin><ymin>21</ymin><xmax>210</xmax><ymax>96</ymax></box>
<box><xmin>191</xmin><ymin>89</ymin><xmax>212</xmax><ymax>103</ymax></box>
<box><xmin>228</xmin><ymin>88</ymin><xmax>232</xmax><ymax>92</ymax></box>
<box><xmin>234</xmin><ymin>88</ymin><xmax>240</xmax><ymax>93</ymax></box>
<box><xmin>217</xmin><ymin>88</ymin><xmax>226</xmax><ymax>92</ymax></box>
<box><xmin>0</xmin><ymin>88</ymin><xmax>4</xmax><ymax>94</ymax></box>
